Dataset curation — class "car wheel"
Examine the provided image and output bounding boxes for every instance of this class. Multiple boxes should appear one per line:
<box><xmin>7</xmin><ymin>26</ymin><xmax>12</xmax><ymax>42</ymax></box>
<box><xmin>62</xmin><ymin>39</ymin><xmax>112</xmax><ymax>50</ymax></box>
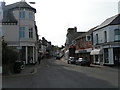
<box><xmin>67</xmin><ymin>61</ymin><xmax>69</xmax><ymax>64</ymax></box>
<box><xmin>80</xmin><ymin>63</ymin><xmax>83</xmax><ymax>66</ymax></box>
<box><xmin>87</xmin><ymin>64</ymin><xmax>90</xmax><ymax>67</ymax></box>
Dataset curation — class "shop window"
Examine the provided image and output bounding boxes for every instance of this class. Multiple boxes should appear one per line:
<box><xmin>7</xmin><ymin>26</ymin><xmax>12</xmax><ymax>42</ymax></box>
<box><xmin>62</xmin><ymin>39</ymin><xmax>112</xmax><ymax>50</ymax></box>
<box><xmin>95</xmin><ymin>55</ymin><xmax>98</xmax><ymax>62</ymax></box>
<box><xmin>104</xmin><ymin>48</ymin><xmax>109</xmax><ymax>63</ymax></box>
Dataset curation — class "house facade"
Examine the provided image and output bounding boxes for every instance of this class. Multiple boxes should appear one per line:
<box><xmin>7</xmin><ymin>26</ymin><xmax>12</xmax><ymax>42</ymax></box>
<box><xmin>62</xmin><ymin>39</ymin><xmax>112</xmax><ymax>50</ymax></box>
<box><xmin>1</xmin><ymin>1</ymin><xmax>39</xmax><ymax>64</ymax></box>
<box><xmin>91</xmin><ymin>14</ymin><xmax>120</xmax><ymax>65</ymax></box>
<box><xmin>65</xmin><ymin>27</ymin><xmax>85</xmax><ymax>59</ymax></box>
<box><xmin>75</xmin><ymin>27</ymin><xmax>98</xmax><ymax>62</ymax></box>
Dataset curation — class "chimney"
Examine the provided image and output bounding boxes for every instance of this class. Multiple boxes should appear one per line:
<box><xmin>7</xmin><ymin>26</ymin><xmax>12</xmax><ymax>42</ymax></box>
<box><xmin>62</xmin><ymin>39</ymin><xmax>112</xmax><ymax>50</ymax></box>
<box><xmin>74</xmin><ymin>27</ymin><xmax>77</xmax><ymax>32</ymax></box>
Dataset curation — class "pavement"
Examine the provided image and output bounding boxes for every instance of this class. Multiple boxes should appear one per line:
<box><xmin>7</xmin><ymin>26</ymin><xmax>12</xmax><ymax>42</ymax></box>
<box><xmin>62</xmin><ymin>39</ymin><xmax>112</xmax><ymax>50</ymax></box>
<box><xmin>3</xmin><ymin>64</ymin><xmax>38</xmax><ymax>77</ymax></box>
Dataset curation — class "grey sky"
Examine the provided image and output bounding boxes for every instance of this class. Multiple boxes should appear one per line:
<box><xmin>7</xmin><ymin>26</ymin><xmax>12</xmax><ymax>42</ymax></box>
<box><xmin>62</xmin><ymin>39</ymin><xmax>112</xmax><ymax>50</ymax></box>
<box><xmin>1</xmin><ymin>0</ymin><xmax>120</xmax><ymax>46</ymax></box>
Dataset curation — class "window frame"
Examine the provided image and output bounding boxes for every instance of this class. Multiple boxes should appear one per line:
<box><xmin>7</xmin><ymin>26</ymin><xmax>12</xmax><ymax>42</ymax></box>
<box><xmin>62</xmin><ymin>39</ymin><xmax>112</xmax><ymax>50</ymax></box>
<box><xmin>29</xmin><ymin>27</ymin><xmax>33</xmax><ymax>38</ymax></box>
<box><xmin>19</xmin><ymin>27</ymin><xmax>25</xmax><ymax>38</ymax></box>
<box><xmin>114</xmin><ymin>29</ymin><xmax>120</xmax><ymax>41</ymax></box>
<box><xmin>96</xmin><ymin>34</ymin><xmax>98</xmax><ymax>44</ymax></box>
<box><xmin>29</xmin><ymin>12</ymin><xmax>33</xmax><ymax>19</ymax></box>
<box><xmin>19</xmin><ymin>11</ymin><xmax>25</xmax><ymax>19</ymax></box>
<box><xmin>104</xmin><ymin>31</ymin><xmax>107</xmax><ymax>42</ymax></box>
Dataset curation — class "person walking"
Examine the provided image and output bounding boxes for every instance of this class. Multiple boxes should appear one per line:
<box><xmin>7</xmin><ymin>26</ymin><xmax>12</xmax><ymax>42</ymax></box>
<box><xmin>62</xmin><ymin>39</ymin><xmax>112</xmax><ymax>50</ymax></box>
<box><xmin>38</xmin><ymin>55</ymin><xmax>41</xmax><ymax>64</ymax></box>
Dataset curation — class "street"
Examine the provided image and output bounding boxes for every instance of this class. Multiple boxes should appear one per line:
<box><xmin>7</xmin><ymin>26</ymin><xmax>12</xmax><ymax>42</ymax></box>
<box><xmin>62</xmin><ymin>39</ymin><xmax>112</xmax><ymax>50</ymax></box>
<box><xmin>2</xmin><ymin>58</ymin><xmax>119</xmax><ymax>88</ymax></box>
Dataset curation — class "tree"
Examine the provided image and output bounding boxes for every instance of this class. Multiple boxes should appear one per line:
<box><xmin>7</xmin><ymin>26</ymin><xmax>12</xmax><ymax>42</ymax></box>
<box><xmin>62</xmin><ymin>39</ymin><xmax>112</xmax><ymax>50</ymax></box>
<box><xmin>2</xmin><ymin>40</ymin><xmax>18</xmax><ymax>64</ymax></box>
<box><xmin>2</xmin><ymin>39</ymin><xmax>19</xmax><ymax>74</ymax></box>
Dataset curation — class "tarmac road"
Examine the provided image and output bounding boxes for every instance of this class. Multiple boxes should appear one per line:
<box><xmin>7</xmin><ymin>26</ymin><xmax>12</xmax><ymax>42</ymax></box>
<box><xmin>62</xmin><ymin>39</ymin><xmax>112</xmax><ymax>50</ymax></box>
<box><xmin>2</xmin><ymin>57</ymin><xmax>119</xmax><ymax>88</ymax></box>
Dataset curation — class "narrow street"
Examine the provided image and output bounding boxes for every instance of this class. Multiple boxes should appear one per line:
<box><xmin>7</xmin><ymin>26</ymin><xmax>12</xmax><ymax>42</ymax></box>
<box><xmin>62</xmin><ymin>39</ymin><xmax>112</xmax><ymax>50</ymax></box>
<box><xmin>3</xmin><ymin>58</ymin><xmax>119</xmax><ymax>88</ymax></box>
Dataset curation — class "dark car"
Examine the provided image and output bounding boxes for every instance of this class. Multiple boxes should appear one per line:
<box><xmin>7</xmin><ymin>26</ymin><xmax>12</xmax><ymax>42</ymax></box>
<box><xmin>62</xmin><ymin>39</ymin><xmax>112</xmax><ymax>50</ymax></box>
<box><xmin>67</xmin><ymin>57</ymin><xmax>77</xmax><ymax>64</ymax></box>
<box><xmin>56</xmin><ymin>55</ymin><xmax>61</xmax><ymax>59</ymax></box>
<box><xmin>14</xmin><ymin>60</ymin><xmax>25</xmax><ymax>73</ymax></box>
<box><xmin>75</xmin><ymin>58</ymin><xmax>90</xmax><ymax>66</ymax></box>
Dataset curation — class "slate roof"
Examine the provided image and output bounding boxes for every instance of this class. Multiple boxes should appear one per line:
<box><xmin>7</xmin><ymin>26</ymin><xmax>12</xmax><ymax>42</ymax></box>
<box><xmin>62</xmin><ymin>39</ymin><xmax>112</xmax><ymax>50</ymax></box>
<box><xmin>95</xmin><ymin>14</ymin><xmax>120</xmax><ymax>30</ymax></box>
<box><xmin>5</xmin><ymin>1</ymin><xmax>36</xmax><ymax>13</ymax></box>
<box><xmin>1</xmin><ymin>1</ymin><xmax>36</xmax><ymax>23</ymax></box>
<box><xmin>75</xmin><ymin>26</ymin><xmax>98</xmax><ymax>40</ymax></box>
<box><xmin>2</xmin><ymin>9</ymin><xmax>17</xmax><ymax>23</ymax></box>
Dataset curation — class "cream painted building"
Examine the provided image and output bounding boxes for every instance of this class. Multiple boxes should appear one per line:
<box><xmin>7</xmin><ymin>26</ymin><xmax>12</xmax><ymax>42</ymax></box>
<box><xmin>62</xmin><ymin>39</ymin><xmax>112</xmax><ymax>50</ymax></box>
<box><xmin>1</xmin><ymin>1</ymin><xmax>39</xmax><ymax>64</ymax></box>
<box><xmin>91</xmin><ymin>14</ymin><xmax>120</xmax><ymax>65</ymax></box>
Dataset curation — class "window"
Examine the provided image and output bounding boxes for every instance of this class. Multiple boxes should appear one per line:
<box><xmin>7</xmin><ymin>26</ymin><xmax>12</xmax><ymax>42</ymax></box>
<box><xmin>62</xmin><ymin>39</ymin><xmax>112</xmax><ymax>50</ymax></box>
<box><xmin>86</xmin><ymin>35</ymin><xmax>91</xmax><ymax>41</ymax></box>
<box><xmin>19</xmin><ymin>27</ymin><xmax>25</xmax><ymax>38</ymax></box>
<box><xmin>19</xmin><ymin>11</ymin><xmax>25</xmax><ymax>19</ymax></box>
<box><xmin>104</xmin><ymin>48</ymin><xmax>109</xmax><ymax>63</ymax></box>
<box><xmin>104</xmin><ymin>31</ymin><xmax>107</xmax><ymax>42</ymax></box>
<box><xmin>114</xmin><ymin>29</ymin><xmax>120</xmax><ymax>41</ymax></box>
<box><xmin>29</xmin><ymin>28</ymin><xmax>33</xmax><ymax>38</ymax></box>
<box><xmin>96</xmin><ymin>34</ymin><xmax>98</xmax><ymax>44</ymax></box>
<box><xmin>29</xmin><ymin>12</ymin><xmax>33</xmax><ymax>19</ymax></box>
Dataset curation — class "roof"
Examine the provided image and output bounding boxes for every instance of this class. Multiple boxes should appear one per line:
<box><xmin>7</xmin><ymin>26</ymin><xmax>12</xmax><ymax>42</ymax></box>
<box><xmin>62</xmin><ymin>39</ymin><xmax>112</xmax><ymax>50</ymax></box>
<box><xmin>5</xmin><ymin>1</ymin><xmax>36</xmax><ymax>13</ymax></box>
<box><xmin>2</xmin><ymin>9</ymin><xmax>17</xmax><ymax>23</ymax></box>
<box><xmin>95</xmin><ymin>14</ymin><xmax>120</xmax><ymax>30</ymax></box>
<box><xmin>1</xmin><ymin>1</ymin><xmax>36</xmax><ymax>23</ymax></box>
<box><xmin>75</xmin><ymin>26</ymin><xmax>98</xmax><ymax>40</ymax></box>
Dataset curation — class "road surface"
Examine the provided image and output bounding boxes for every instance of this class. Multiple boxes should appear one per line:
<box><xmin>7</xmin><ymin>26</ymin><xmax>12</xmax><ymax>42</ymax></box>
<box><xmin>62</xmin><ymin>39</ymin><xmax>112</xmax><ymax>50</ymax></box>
<box><xmin>2</xmin><ymin>58</ymin><xmax>119</xmax><ymax>88</ymax></box>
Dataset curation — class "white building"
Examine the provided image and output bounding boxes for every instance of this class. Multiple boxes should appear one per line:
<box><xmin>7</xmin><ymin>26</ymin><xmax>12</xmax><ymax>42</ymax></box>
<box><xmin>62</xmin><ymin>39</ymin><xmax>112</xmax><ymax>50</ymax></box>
<box><xmin>91</xmin><ymin>14</ymin><xmax>120</xmax><ymax>65</ymax></box>
<box><xmin>118</xmin><ymin>1</ymin><xmax>120</xmax><ymax>14</ymax></box>
<box><xmin>0</xmin><ymin>2</ymin><xmax>3</xmax><ymax>74</ymax></box>
<box><xmin>1</xmin><ymin>1</ymin><xmax>39</xmax><ymax>64</ymax></box>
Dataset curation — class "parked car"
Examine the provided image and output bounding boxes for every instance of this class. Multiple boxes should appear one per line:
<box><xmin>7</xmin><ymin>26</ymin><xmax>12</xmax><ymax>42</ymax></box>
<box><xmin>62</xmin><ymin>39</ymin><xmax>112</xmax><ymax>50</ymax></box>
<box><xmin>67</xmin><ymin>57</ymin><xmax>77</xmax><ymax>64</ymax></box>
<box><xmin>14</xmin><ymin>60</ymin><xmax>25</xmax><ymax>73</ymax></box>
<box><xmin>75</xmin><ymin>58</ymin><xmax>90</xmax><ymax>66</ymax></box>
<box><xmin>56</xmin><ymin>55</ymin><xmax>61</xmax><ymax>59</ymax></box>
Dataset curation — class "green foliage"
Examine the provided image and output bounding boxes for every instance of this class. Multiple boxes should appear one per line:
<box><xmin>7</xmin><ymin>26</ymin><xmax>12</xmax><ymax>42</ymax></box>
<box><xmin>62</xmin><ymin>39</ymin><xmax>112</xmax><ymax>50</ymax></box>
<box><xmin>2</xmin><ymin>40</ymin><xmax>18</xmax><ymax>64</ymax></box>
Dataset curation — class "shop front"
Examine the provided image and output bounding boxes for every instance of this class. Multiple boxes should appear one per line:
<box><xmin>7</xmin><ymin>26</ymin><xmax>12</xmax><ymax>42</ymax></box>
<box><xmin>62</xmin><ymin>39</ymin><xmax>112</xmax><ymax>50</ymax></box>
<box><xmin>90</xmin><ymin>49</ymin><xmax>102</xmax><ymax>64</ymax></box>
<box><xmin>75</xmin><ymin>48</ymin><xmax>92</xmax><ymax>62</ymax></box>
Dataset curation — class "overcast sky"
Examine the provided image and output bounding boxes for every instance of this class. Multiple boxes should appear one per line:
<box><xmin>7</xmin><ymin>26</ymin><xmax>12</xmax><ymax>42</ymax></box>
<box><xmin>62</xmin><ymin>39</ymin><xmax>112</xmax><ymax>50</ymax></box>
<box><xmin>1</xmin><ymin>0</ymin><xmax>120</xmax><ymax>47</ymax></box>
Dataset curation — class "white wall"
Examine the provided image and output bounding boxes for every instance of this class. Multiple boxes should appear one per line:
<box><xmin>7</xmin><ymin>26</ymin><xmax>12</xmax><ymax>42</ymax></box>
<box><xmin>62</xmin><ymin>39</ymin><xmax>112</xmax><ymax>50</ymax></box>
<box><xmin>3</xmin><ymin>9</ymin><xmax>37</xmax><ymax>45</ymax></box>
<box><xmin>93</xmin><ymin>25</ymin><xmax>119</xmax><ymax>45</ymax></box>
<box><xmin>3</xmin><ymin>25</ymin><xmax>19</xmax><ymax>42</ymax></box>
<box><xmin>13</xmin><ymin>10</ymin><xmax>35</xmax><ymax>21</ymax></box>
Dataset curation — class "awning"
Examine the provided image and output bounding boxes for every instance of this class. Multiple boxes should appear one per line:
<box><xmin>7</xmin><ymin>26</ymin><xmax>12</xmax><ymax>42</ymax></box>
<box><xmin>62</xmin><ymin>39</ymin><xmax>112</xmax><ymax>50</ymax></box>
<box><xmin>90</xmin><ymin>49</ymin><xmax>101</xmax><ymax>55</ymax></box>
<box><xmin>65</xmin><ymin>50</ymin><xmax>69</xmax><ymax>53</ymax></box>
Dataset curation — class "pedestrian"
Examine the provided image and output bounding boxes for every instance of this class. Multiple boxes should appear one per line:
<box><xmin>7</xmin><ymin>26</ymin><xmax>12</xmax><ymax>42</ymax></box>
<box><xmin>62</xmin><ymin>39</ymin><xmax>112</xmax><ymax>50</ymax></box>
<box><xmin>30</xmin><ymin>57</ymin><xmax>33</xmax><ymax>64</ymax></box>
<box><xmin>38</xmin><ymin>56</ymin><xmax>41</xmax><ymax>64</ymax></box>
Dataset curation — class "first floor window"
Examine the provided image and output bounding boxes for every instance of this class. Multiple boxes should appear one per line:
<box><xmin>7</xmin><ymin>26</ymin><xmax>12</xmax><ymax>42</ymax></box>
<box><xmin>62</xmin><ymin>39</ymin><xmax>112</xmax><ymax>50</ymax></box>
<box><xmin>19</xmin><ymin>11</ymin><xmax>25</xmax><ymax>19</ymax></box>
<box><xmin>29</xmin><ymin>12</ymin><xmax>33</xmax><ymax>19</ymax></box>
<box><xmin>29</xmin><ymin>28</ymin><xmax>33</xmax><ymax>38</ymax></box>
<box><xmin>96</xmin><ymin>34</ymin><xmax>98</xmax><ymax>44</ymax></box>
<box><xmin>114</xmin><ymin>29</ymin><xmax>120</xmax><ymax>41</ymax></box>
<box><xmin>19</xmin><ymin>27</ymin><xmax>25</xmax><ymax>38</ymax></box>
<box><xmin>104</xmin><ymin>31</ymin><xmax>107</xmax><ymax>42</ymax></box>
